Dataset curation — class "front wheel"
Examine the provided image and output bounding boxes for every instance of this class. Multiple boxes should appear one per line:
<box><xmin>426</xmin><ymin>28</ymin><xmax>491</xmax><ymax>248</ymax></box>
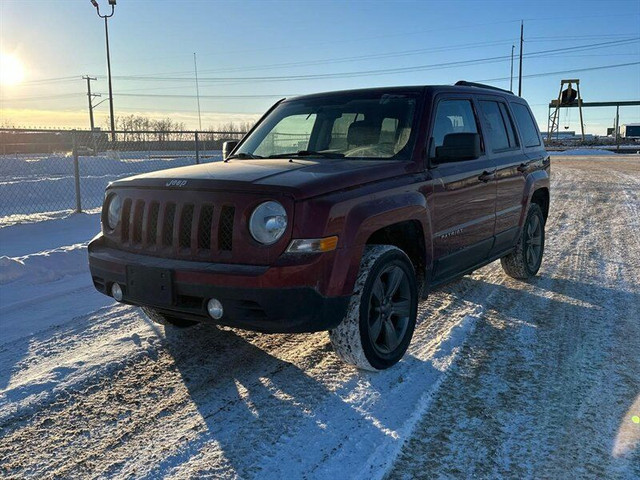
<box><xmin>501</xmin><ymin>203</ymin><xmax>545</xmax><ymax>279</ymax></box>
<box><xmin>329</xmin><ymin>245</ymin><xmax>418</xmax><ymax>371</ymax></box>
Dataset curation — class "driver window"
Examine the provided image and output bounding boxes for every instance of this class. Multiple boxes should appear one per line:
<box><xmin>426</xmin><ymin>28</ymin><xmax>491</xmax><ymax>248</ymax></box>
<box><xmin>431</xmin><ymin>99</ymin><xmax>479</xmax><ymax>153</ymax></box>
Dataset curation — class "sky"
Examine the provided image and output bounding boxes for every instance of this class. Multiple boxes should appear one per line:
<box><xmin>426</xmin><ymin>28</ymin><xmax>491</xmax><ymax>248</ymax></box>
<box><xmin>0</xmin><ymin>0</ymin><xmax>639</xmax><ymax>134</ymax></box>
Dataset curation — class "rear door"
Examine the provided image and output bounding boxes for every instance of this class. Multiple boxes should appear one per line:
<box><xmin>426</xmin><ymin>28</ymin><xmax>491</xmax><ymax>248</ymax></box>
<box><xmin>428</xmin><ymin>96</ymin><xmax>497</xmax><ymax>282</ymax></box>
<box><xmin>477</xmin><ymin>96</ymin><xmax>527</xmax><ymax>254</ymax></box>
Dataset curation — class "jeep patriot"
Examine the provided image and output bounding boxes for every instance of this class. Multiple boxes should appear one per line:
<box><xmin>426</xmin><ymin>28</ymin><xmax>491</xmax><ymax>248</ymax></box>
<box><xmin>88</xmin><ymin>81</ymin><xmax>550</xmax><ymax>370</ymax></box>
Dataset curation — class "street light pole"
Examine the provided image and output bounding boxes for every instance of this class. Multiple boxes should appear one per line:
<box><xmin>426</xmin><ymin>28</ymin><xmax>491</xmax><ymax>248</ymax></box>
<box><xmin>91</xmin><ymin>0</ymin><xmax>117</xmax><ymax>142</ymax></box>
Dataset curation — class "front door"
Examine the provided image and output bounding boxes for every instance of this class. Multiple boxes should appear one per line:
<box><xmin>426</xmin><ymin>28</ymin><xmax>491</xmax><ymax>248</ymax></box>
<box><xmin>428</xmin><ymin>97</ymin><xmax>497</xmax><ymax>282</ymax></box>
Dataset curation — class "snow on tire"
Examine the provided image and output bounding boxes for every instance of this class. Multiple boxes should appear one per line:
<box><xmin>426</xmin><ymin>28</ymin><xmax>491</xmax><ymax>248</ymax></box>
<box><xmin>329</xmin><ymin>245</ymin><xmax>418</xmax><ymax>371</ymax></box>
<box><xmin>501</xmin><ymin>202</ymin><xmax>545</xmax><ymax>279</ymax></box>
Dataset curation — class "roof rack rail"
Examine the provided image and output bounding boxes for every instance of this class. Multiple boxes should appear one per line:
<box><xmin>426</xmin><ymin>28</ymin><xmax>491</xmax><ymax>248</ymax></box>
<box><xmin>455</xmin><ymin>81</ymin><xmax>513</xmax><ymax>94</ymax></box>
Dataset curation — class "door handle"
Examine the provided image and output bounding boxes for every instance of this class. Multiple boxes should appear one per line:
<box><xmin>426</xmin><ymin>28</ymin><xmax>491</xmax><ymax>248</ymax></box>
<box><xmin>478</xmin><ymin>170</ymin><xmax>496</xmax><ymax>182</ymax></box>
<box><xmin>517</xmin><ymin>163</ymin><xmax>529</xmax><ymax>173</ymax></box>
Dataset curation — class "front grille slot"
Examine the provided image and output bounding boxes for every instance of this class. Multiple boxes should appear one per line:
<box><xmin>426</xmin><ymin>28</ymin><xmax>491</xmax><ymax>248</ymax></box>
<box><xmin>132</xmin><ymin>200</ymin><xmax>145</xmax><ymax>244</ymax></box>
<box><xmin>198</xmin><ymin>205</ymin><xmax>214</xmax><ymax>250</ymax></box>
<box><xmin>111</xmin><ymin>193</ymin><xmax>242</xmax><ymax>258</ymax></box>
<box><xmin>179</xmin><ymin>204</ymin><xmax>195</xmax><ymax>249</ymax></box>
<box><xmin>218</xmin><ymin>206</ymin><xmax>235</xmax><ymax>251</ymax></box>
<box><xmin>147</xmin><ymin>202</ymin><xmax>160</xmax><ymax>245</ymax></box>
<box><xmin>162</xmin><ymin>203</ymin><xmax>176</xmax><ymax>247</ymax></box>
<box><xmin>121</xmin><ymin>199</ymin><xmax>132</xmax><ymax>242</ymax></box>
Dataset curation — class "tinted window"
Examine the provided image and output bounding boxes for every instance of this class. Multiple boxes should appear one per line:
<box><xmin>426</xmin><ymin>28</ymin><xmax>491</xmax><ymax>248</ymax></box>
<box><xmin>499</xmin><ymin>103</ymin><xmax>519</xmax><ymax>148</ymax></box>
<box><xmin>432</xmin><ymin>99</ymin><xmax>479</xmax><ymax>151</ymax></box>
<box><xmin>480</xmin><ymin>101</ymin><xmax>510</xmax><ymax>151</ymax></box>
<box><xmin>511</xmin><ymin>103</ymin><xmax>541</xmax><ymax>147</ymax></box>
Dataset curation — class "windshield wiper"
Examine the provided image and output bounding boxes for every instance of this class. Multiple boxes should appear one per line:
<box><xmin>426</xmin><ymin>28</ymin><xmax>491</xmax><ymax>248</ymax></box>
<box><xmin>226</xmin><ymin>152</ymin><xmax>263</xmax><ymax>160</ymax></box>
<box><xmin>266</xmin><ymin>150</ymin><xmax>345</xmax><ymax>159</ymax></box>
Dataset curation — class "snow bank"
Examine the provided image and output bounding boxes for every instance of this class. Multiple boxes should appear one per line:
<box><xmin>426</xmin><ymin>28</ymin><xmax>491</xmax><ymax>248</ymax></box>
<box><xmin>0</xmin><ymin>212</ymin><xmax>99</xmax><ymax>257</ymax></box>
<box><xmin>555</xmin><ymin>148</ymin><xmax>618</xmax><ymax>156</ymax></box>
<box><xmin>0</xmin><ymin>244</ymin><xmax>88</xmax><ymax>285</ymax></box>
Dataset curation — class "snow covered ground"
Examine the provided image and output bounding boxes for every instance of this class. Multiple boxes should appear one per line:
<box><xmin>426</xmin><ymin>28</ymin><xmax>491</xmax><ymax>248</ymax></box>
<box><xmin>0</xmin><ymin>155</ymin><xmax>638</xmax><ymax>479</ymax></box>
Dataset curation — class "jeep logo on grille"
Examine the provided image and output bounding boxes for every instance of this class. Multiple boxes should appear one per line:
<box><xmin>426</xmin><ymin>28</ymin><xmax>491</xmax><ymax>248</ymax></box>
<box><xmin>166</xmin><ymin>180</ymin><xmax>188</xmax><ymax>187</ymax></box>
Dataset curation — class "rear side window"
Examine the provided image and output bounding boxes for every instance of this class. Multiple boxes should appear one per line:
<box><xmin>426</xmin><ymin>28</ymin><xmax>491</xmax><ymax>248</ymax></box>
<box><xmin>432</xmin><ymin>99</ymin><xmax>479</xmax><ymax>150</ymax></box>
<box><xmin>511</xmin><ymin>103</ymin><xmax>541</xmax><ymax>147</ymax></box>
<box><xmin>479</xmin><ymin>101</ymin><xmax>510</xmax><ymax>151</ymax></box>
<box><xmin>499</xmin><ymin>103</ymin><xmax>519</xmax><ymax>148</ymax></box>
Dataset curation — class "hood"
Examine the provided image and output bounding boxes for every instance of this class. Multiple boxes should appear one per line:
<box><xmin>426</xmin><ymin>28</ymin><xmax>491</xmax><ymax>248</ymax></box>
<box><xmin>110</xmin><ymin>158</ymin><xmax>415</xmax><ymax>200</ymax></box>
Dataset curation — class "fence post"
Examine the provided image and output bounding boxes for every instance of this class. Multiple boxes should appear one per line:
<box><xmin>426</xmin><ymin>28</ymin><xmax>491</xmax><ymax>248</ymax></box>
<box><xmin>72</xmin><ymin>130</ymin><xmax>82</xmax><ymax>213</ymax></box>
<box><xmin>195</xmin><ymin>131</ymin><xmax>200</xmax><ymax>164</ymax></box>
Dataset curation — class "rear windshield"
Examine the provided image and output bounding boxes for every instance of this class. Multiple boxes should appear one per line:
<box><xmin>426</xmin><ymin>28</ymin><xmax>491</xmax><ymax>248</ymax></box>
<box><xmin>236</xmin><ymin>93</ymin><xmax>420</xmax><ymax>160</ymax></box>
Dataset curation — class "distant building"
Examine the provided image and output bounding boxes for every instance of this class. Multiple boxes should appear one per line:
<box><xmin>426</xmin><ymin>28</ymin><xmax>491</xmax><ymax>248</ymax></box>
<box><xmin>620</xmin><ymin>124</ymin><xmax>640</xmax><ymax>139</ymax></box>
<box><xmin>541</xmin><ymin>130</ymin><xmax>595</xmax><ymax>141</ymax></box>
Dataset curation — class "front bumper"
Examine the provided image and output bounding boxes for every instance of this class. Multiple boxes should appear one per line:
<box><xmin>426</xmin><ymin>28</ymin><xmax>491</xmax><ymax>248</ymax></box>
<box><xmin>88</xmin><ymin>236</ymin><xmax>350</xmax><ymax>333</ymax></box>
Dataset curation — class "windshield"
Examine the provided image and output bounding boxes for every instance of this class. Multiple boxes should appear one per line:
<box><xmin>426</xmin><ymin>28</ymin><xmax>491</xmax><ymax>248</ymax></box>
<box><xmin>235</xmin><ymin>92</ymin><xmax>419</xmax><ymax>160</ymax></box>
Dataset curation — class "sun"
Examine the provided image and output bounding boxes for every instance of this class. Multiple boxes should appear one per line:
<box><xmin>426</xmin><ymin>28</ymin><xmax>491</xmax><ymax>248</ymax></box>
<box><xmin>0</xmin><ymin>53</ymin><xmax>25</xmax><ymax>86</ymax></box>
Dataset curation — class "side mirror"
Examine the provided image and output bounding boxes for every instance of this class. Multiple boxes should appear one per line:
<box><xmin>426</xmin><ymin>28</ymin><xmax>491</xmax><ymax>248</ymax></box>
<box><xmin>435</xmin><ymin>133</ymin><xmax>481</xmax><ymax>162</ymax></box>
<box><xmin>222</xmin><ymin>141</ymin><xmax>238</xmax><ymax>160</ymax></box>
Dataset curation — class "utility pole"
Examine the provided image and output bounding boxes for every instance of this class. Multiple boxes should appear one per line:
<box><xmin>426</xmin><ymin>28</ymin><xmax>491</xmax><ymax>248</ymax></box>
<box><xmin>104</xmin><ymin>15</ymin><xmax>116</xmax><ymax>141</ymax></box>
<box><xmin>194</xmin><ymin>52</ymin><xmax>202</xmax><ymax>131</ymax></box>
<box><xmin>518</xmin><ymin>20</ymin><xmax>524</xmax><ymax>96</ymax></box>
<box><xmin>510</xmin><ymin>45</ymin><xmax>515</xmax><ymax>92</ymax></box>
<box><xmin>91</xmin><ymin>0</ymin><xmax>117</xmax><ymax>142</ymax></box>
<box><xmin>82</xmin><ymin>75</ymin><xmax>99</xmax><ymax>131</ymax></box>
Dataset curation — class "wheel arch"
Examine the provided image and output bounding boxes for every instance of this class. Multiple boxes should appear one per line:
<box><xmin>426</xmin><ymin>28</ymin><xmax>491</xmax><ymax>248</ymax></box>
<box><xmin>530</xmin><ymin>187</ymin><xmax>550</xmax><ymax>222</ymax></box>
<box><xmin>335</xmin><ymin>191</ymin><xmax>433</xmax><ymax>298</ymax></box>
<box><xmin>365</xmin><ymin>219</ymin><xmax>428</xmax><ymax>299</ymax></box>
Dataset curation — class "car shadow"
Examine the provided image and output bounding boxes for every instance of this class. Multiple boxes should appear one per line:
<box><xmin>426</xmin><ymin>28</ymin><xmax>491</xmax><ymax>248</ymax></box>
<box><xmin>150</xmin><ymin>322</ymin><xmax>409</xmax><ymax>477</ymax></box>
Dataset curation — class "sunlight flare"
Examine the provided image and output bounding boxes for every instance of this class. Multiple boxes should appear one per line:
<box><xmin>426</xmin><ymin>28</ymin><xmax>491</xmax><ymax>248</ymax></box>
<box><xmin>0</xmin><ymin>53</ymin><xmax>25</xmax><ymax>86</ymax></box>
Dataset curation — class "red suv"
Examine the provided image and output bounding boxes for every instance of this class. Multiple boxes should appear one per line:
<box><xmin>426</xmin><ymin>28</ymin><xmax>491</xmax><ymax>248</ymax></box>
<box><xmin>89</xmin><ymin>82</ymin><xmax>550</xmax><ymax>370</ymax></box>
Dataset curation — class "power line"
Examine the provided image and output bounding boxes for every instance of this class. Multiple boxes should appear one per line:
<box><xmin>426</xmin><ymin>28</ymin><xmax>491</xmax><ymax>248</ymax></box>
<box><xmin>93</xmin><ymin>61</ymin><xmax>640</xmax><ymax>101</ymax></box>
<box><xmin>474</xmin><ymin>61</ymin><xmax>640</xmax><ymax>83</ymax></box>
<box><xmin>17</xmin><ymin>36</ymin><xmax>638</xmax><ymax>87</ymax></box>
<box><xmin>108</xmin><ymin>38</ymin><xmax>639</xmax><ymax>84</ymax></box>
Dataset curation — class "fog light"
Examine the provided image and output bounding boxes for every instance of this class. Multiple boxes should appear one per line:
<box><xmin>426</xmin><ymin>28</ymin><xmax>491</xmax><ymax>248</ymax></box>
<box><xmin>207</xmin><ymin>298</ymin><xmax>224</xmax><ymax>319</ymax></box>
<box><xmin>111</xmin><ymin>282</ymin><xmax>123</xmax><ymax>302</ymax></box>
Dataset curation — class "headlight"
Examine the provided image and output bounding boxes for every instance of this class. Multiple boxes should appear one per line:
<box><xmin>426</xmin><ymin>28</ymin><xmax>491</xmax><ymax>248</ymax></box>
<box><xmin>249</xmin><ymin>201</ymin><xmax>287</xmax><ymax>245</ymax></box>
<box><xmin>105</xmin><ymin>194</ymin><xmax>122</xmax><ymax>231</ymax></box>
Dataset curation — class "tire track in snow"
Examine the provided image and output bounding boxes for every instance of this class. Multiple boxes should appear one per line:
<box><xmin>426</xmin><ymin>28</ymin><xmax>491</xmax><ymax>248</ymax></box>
<box><xmin>388</xmin><ymin>156</ymin><xmax>640</xmax><ymax>480</ymax></box>
<box><xmin>0</xmin><ymin>265</ymin><xmax>496</xmax><ymax>479</ymax></box>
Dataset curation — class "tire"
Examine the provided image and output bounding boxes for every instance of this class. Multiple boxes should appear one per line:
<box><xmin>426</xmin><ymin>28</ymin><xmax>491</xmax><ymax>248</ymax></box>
<box><xmin>141</xmin><ymin>307</ymin><xmax>198</xmax><ymax>328</ymax></box>
<box><xmin>329</xmin><ymin>245</ymin><xmax>418</xmax><ymax>371</ymax></box>
<box><xmin>501</xmin><ymin>203</ymin><xmax>545</xmax><ymax>279</ymax></box>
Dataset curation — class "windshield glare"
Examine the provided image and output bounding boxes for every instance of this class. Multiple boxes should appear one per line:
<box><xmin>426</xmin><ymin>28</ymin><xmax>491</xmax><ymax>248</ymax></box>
<box><xmin>236</xmin><ymin>93</ymin><xmax>419</xmax><ymax>160</ymax></box>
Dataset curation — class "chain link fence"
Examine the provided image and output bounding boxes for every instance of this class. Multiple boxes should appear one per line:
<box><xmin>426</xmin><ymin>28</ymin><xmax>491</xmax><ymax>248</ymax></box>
<box><xmin>0</xmin><ymin>128</ymin><xmax>246</xmax><ymax>227</ymax></box>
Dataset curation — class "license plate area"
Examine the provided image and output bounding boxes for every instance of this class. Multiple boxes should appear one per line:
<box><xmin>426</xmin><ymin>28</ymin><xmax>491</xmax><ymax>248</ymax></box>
<box><xmin>126</xmin><ymin>266</ymin><xmax>173</xmax><ymax>306</ymax></box>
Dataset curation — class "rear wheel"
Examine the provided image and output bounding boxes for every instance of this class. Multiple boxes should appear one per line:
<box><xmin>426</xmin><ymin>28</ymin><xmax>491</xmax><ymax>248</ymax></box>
<box><xmin>329</xmin><ymin>245</ymin><xmax>418</xmax><ymax>371</ymax></box>
<box><xmin>501</xmin><ymin>203</ymin><xmax>545</xmax><ymax>279</ymax></box>
<box><xmin>141</xmin><ymin>307</ymin><xmax>198</xmax><ymax>328</ymax></box>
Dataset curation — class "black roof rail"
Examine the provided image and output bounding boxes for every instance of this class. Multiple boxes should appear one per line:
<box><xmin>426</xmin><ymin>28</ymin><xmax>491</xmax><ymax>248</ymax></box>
<box><xmin>455</xmin><ymin>81</ymin><xmax>513</xmax><ymax>94</ymax></box>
